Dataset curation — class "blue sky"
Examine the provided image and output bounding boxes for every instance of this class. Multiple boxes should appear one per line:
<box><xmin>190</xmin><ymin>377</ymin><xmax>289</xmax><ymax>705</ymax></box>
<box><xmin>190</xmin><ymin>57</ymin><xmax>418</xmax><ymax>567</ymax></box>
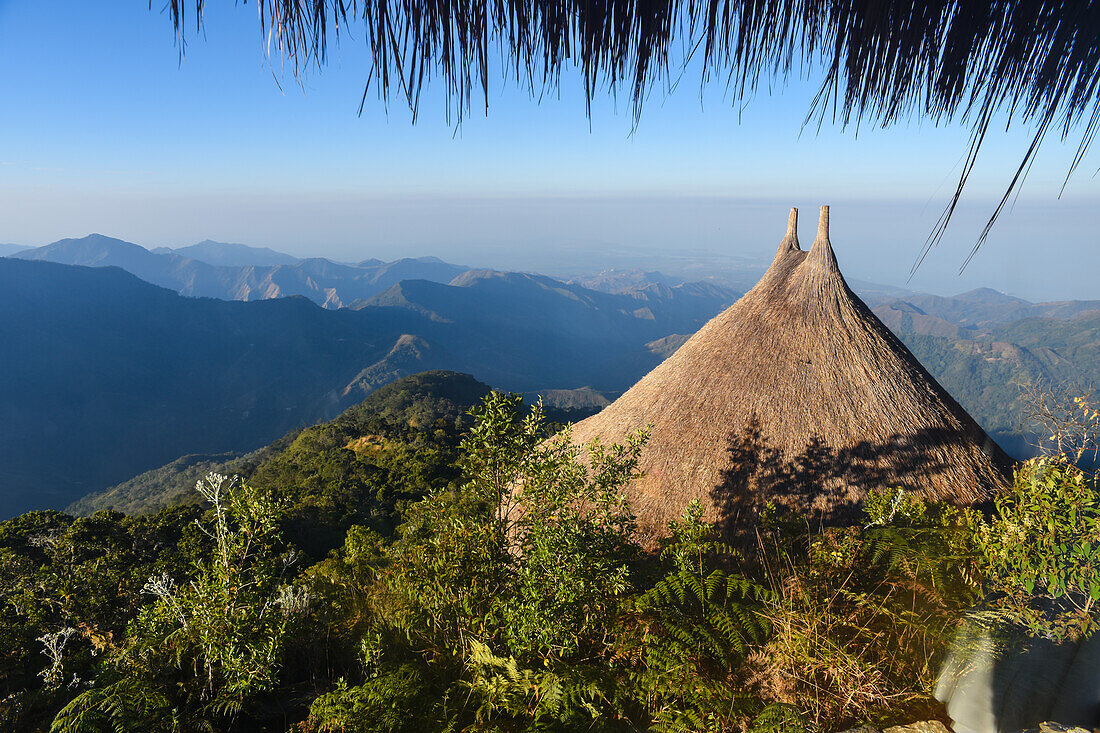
<box><xmin>0</xmin><ymin>1</ymin><xmax>1097</xmax><ymax>299</ymax></box>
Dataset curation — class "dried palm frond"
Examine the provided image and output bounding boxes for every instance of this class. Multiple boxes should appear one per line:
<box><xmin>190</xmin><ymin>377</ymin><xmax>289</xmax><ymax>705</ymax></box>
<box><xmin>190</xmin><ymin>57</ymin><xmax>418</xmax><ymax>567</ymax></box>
<box><xmin>165</xmin><ymin>1</ymin><xmax>1099</xmax><ymax>257</ymax></box>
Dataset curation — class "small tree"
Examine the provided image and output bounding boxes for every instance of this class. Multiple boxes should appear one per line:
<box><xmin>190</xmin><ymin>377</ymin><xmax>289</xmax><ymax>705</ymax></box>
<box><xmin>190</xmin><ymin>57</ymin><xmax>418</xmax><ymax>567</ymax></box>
<box><xmin>499</xmin><ymin>415</ymin><xmax>644</xmax><ymax>663</ymax></box>
<box><xmin>1018</xmin><ymin>380</ymin><xmax>1100</xmax><ymax>466</ymax></box>
<box><xmin>313</xmin><ymin>392</ymin><xmax>647</xmax><ymax>731</ymax></box>
<box><xmin>381</xmin><ymin>392</ymin><xmax>645</xmax><ymax>664</ymax></box>
<box><xmin>977</xmin><ymin>386</ymin><xmax>1100</xmax><ymax>641</ymax></box>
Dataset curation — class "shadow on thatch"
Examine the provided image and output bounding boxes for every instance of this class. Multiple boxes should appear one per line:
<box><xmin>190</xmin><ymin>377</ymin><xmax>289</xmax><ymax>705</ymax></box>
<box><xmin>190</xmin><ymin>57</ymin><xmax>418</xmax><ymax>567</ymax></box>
<box><xmin>711</xmin><ymin>414</ymin><xmax>983</xmax><ymax>536</ymax></box>
<box><xmin>570</xmin><ymin>207</ymin><xmax>1011</xmax><ymax>544</ymax></box>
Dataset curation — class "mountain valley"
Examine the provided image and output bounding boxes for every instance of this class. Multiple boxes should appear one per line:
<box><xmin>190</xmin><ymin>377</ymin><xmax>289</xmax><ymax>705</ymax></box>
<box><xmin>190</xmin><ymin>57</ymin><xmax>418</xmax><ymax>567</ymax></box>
<box><xmin>2</xmin><ymin>237</ymin><xmax>1098</xmax><ymax>517</ymax></box>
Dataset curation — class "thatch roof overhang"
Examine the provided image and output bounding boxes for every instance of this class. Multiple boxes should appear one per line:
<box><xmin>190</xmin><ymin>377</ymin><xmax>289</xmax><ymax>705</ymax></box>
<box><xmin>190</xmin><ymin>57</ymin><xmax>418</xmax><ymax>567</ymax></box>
<box><xmin>170</xmin><ymin>1</ymin><xmax>1100</xmax><ymax>256</ymax></box>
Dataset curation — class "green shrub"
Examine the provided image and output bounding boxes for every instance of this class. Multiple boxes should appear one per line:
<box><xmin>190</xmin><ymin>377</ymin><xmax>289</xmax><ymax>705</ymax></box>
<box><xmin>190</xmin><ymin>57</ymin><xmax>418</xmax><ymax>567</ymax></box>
<box><xmin>305</xmin><ymin>667</ymin><xmax>437</xmax><ymax>733</ymax></box>
<box><xmin>52</xmin><ymin>474</ymin><xmax>309</xmax><ymax>731</ymax></box>
<box><xmin>980</xmin><ymin>456</ymin><xmax>1100</xmax><ymax>640</ymax></box>
<box><xmin>380</xmin><ymin>392</ymin><xmax>646</xmax><ymax>666</ymax></box>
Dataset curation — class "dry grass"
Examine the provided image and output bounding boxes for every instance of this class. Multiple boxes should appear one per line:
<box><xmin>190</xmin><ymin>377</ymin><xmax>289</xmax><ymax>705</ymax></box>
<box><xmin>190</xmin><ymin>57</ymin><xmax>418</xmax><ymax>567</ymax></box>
<box><xmin>571</xmin><ymin>207</ymin><xmax>1012</xmax><ymax>544</ymax></box>
<box><xmin>345</xmin><ymin>435</ymin><xmax>387</xmax><ymax>453</ymax></box>
<box><xmin>738</xmin><ymin>524</ymin><xmax>964</xmax><ymax>731</ymax></box>
<box><xmin>744</xmin><ymin>571</ymin><xmax>930</xmax><ymax>730</ymax></box>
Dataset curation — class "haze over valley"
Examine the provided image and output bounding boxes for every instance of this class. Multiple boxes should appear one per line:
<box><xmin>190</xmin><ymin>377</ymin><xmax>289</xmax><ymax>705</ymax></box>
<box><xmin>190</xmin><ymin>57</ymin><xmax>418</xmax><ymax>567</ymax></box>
<box><xmin>2</xmin><ymin>235</ymin><xmax>1096</xmax><ymax>517</ymax></box>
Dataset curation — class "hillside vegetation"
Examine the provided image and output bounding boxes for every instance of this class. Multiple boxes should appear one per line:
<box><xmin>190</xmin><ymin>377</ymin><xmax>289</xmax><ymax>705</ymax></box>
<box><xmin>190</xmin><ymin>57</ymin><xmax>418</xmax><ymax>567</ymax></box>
<box><xmin>71</xmin><ymin>373</ymin><xmax>606</xmax><ymax>518</ymax></box>
<box><xmin>877</xmin><ymin>299</ymin><xmax>1100</xmax><ymax>458</ymax></box>
<box><xmin>4</xmin><ymin>373</ymin><xmax>1098</xmax><ymax>732</ymax></box>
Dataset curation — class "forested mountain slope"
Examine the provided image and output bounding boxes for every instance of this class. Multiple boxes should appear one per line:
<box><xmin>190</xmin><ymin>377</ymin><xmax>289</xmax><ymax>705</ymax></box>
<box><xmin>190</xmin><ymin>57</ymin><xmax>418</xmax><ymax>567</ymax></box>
<box><xmin>0</xmin><ymin>260</ymin><xmax>737</xmax><ymax>516</ymax></box>
<box><xmin>876</xmin><ymin>298</ymin><xmax>1100</xmax><ymax>458</ymax></box>
<box><xmin>0</xmin><ymin>258</ymin><xmax>422</xmax><ymax>516</ymax></box>
<box><xmin>68</xmin><ymin>371</ymin><xmax>491</xmax><ymax>523</ymax></box>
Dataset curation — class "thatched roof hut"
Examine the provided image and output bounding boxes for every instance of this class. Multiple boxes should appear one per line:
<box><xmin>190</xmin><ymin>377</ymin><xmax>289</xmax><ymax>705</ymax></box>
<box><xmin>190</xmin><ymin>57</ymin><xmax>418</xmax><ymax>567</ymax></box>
<box><xmin>570</xmin><ymin>206</ymin><xmax>1012</xmax><ymax>542</ymax></box>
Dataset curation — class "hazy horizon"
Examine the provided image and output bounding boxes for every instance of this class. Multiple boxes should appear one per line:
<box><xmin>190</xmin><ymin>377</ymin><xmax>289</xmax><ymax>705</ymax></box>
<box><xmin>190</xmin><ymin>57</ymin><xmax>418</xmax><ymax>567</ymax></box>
<box><xmin>1</xmin><ymin>1</ymin><xmax>1097</xmax><ymax>302</ymax></box>
<box><xmin>5</xmin><ymin>193</ymin><xmax>1097</xmax><ymax>302</ymax></box>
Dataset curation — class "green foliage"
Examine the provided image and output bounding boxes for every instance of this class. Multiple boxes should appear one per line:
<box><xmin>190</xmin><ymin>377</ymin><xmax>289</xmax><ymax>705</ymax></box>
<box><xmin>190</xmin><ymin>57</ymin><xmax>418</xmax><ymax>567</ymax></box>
<box><xmin>27</xmin><ymin>377</ymin><xmax>1100</xmax><ymax>732</ymax></box>
<box><xmin>346</xmin><ymin>370</ymin><xmax>491</xmax><ymax>429</ymax></box>
<box><xmin>52</xmin><ymin>474</ymin><xmax>309</xmax><ymax>731</ymax></box>
<box><xmin>496</xmin><ymin>422</ymin><xmax>644</xmax><ymax>662</ymax></box>
<box><xmin>302</xmin><ymin>525</ymin><xmax>389</xmax><ymax>665</ymax></box>
<box><xmin>616</xmin><ymin>503</ymin><xmax>774</xmax><ymax>732</ymax></box>
<box><xmin>859</xmin><ymin>488</ymin><xmax>985</xmax><ymax>606</ymax></box>
<box><xmin>980</xmin><ymin>456</ymin><xmax>1100</xmax><ymax>640</ymax></box>
<box><xmin>747</xmin><ymin>704</ymin><xmax>809</xmax><ymax>733</ymax></box>
<box><xmin>381</xmin><ymin>392</ymin><xmax>645</xmax><ymax>668</ymax></box>
<box><xmin>246</xmin><ymin>372</ymin><xmax>489</xmax><ymax>558</ymax></box>
<box><xmin>49</xmin><ymin>678</ymin><xmax>179</xmax><ymax>733</ymax></box>
<box><xmin>0</xmin><ymin>506</ymin><xmax>203</xmax><ymax>730</ymax></box>
<box><xmin>304</xmin><ymin>668</ymin><xmax>438</xmax><ymax>733</ymax></box>
<box><xmin>461</xmin><ymin>641</ymin><xmax>569</xmax><ymax>727</ymax></box>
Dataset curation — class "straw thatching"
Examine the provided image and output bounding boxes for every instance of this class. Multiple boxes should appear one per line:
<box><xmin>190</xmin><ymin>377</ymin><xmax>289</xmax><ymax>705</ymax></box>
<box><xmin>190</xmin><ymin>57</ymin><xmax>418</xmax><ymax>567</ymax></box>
<box><xmin>170</xmin><ymin>0</ymin><xmax>1100</xmax><ymax>256</ymax></box>
<box><xmin>569</xmin><ymin>206</ymin><xmax>1013</xmax><ymax>544</ymax></box>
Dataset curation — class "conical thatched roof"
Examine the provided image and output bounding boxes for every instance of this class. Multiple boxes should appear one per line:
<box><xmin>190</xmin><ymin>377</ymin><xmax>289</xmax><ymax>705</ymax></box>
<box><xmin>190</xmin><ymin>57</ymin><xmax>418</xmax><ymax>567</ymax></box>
<box><xmin>570</xmin><ymin>206</ymin><xmax>1012</xmax><ymax>542</ymax></box>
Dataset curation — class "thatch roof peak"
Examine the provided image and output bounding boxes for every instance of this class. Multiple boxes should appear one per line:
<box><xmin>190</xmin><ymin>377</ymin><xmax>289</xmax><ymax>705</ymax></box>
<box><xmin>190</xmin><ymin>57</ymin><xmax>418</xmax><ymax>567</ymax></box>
<box><xmin>774</xmin><ymin>207</ymin><xmax>802</xmax><ymax>259</ymax></box>
<box><xmin>814</xmin><ymin>205</ymin><xmax>830</xmax><ymax>246</ymax></box>
<box><xmin>807</xmin><ymin>205</ymin><xmax>839</xmax><ymax>273</ymax></box>
<box><xmin>570</xmin><ymin>206</ymin><xmax>1012</xmax><ymax>544</ymax></box>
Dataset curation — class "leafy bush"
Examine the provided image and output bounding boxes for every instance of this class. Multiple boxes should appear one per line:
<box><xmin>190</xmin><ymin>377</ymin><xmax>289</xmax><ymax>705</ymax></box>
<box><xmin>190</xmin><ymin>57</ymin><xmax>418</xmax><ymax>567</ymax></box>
<box><xmin>380</xmin><ymin>392</ymin><xmax>646</xmax><ymax>667</ymax></box>
<box><xmin>52</xmin><ymin>474</ymin><xmax>309</xmax><ymax>730</ymax></box>
<box><xmin>980</xmin><ymin>455</ymin><xmax>1100</xmax><ymax>640</ymax></box>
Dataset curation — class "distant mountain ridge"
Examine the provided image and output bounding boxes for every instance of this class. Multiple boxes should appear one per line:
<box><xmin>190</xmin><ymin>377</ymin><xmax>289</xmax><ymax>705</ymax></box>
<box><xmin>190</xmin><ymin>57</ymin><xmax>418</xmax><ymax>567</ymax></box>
<box><xmin>0</xmin><ymin>243</ymin><xmax>29</xmax><ymax>256</ymax></box>
<box><xmin>357</xmin><ymin>270</ymin><xmax>739</xmax><ymax>335</ymax></box>
<box><xmin>0</xmin><ymin>257</ymin><xmax>432</xmax><ymax>516</ymax></box>
<box><xmin>570</xmin><ymin>268</ymin><xmax>685</xmax><ymax>293</ymax></box>
<box><xmin>155</xmin><ymin>239</ymin><xmax>301</xmax><ymax>267</ymax></box>
<box><xmin>346</xmin><ymin>270</ymin><xmax>741</xmax><ymax>395</ymax></box>
<box><xmin>874</xmin><ymin>288</ymin><xmax>1100</xmax><ymax>331</ymax></box>
<box><xmin>13</xmin><ymin>234</ymin><xmax>470</xmax><ymax>308</ymax></box>
<box><xmin>5</xmin><ymin>243</ymin><xmax>1099</xmax><ymax>517</ymax></box>
<box><xmin>0</xmin><ymin>258</ymin><xmax>739</xmax><ymax>516</ymax></box>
